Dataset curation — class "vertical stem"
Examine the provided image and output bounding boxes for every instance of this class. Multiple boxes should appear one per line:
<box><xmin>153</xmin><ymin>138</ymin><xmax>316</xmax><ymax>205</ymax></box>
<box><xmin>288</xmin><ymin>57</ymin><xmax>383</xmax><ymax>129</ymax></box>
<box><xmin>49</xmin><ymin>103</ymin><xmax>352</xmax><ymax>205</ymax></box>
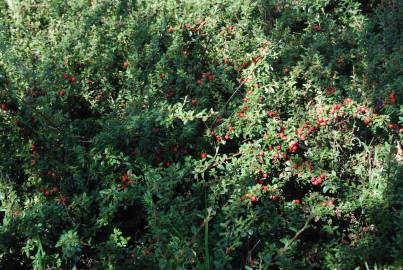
<box><xmin>204</xmin><ymin>190</ymin><xmax>210</xmax><ymax>270</ymax></box>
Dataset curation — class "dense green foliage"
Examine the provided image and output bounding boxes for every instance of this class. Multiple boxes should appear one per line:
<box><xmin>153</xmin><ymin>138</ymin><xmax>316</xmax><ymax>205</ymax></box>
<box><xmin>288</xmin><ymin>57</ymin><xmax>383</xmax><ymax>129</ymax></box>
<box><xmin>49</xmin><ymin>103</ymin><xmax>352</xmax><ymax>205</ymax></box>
<box><xmin>0</xmin><ymin>0</ymin><xmax>402</xmax><ymax>269</ymax></box>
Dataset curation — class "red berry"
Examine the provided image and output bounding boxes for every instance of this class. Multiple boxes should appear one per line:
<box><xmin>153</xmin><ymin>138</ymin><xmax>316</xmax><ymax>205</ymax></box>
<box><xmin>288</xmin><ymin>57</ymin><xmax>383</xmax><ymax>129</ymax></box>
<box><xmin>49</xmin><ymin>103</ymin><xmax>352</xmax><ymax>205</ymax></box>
<box><xmin>164</xmin><ymin>161</ymin><xmax>172</xmax><ymax>168</ymax></box>
<box><xmin>224</xmin><ymin>134</ymin><xmax>230</xmax><ymax>140</ymax></box>
<box><xmin>316</xmin><ymin>178</ymin><xmax>323</xmax><ymax>185</ymax></box>
<box><xmin>250</xmin><ymin>196</ymin><xmax>257</xmax><ymax>203</ymax></box>
<box><xmin>288</xmin><ymin>141</ymin><xmax>298</xmax><ymax>153</ymax></box>
<box><xmin>343</xmin><ymin>97</ymin><xmax>352</xmax><ymax>104</ymax></box>
<box><xmin>267</xmin><ymin>111</ymin><xmax>276</xmax><ymax>118</ymax></box>
<box><xmin>294</xmin><ymin>199</ymin><xmax>301</xmax><ymax>205</ymax></box>
<box><xmin>296</xmin><ymin>128</ymin><xmax>303</xmax><ymax>135</ymax></box>
<box><xmin>276</xmin><ymin>145</ymin><xmax>281</xmax><ymax>150</ymax></box>
<box><xmin>64</xmin><ymin>73</ymin><xmax>69</xmax><ymax>79</ymax></box>
<box><xmin>389</xmin><ymin>92</ymin><xmax>396</xmax><ymax>104</ymax></box>
<box><xmin>201</xmin><ymin>153</ymin><xmax>207</xmax><ymax>159</ymax></box>
<box><xmin>263</xmin><ymin>185</ymin><xmax>269</xmax><ymax>191</ymax></box>
<box><xmin>71</xmin><ymin>76</ymin><xmax>76</xmax><ymax>82</ymax></box>
<box><xmin>321</xmin><ymin>201</ymin><xmax>327</xmax><ymax>207</ymax></box>
<box><xmin>1</xmin><ymin>103</ymin><xmax>7</xmax><ymax>111</ymax></box>
<box><xmin>191</xmin><ymin>99</ymin><xmax>197</xmax><ymax>105</ymax></box>
<box><xmin>58</xmin><ymin>91</ymin><xmax>65</xmax><ymax>97</ymax></box>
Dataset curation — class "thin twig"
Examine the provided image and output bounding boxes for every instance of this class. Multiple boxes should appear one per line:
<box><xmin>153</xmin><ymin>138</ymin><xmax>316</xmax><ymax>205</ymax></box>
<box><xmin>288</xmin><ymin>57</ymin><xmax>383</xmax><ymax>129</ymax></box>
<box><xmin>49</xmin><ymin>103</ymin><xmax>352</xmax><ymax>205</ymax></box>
<box><xmin>274</xmin><ymin>215</ymin><xmax>314</xmax><ymax>259</ymax></box>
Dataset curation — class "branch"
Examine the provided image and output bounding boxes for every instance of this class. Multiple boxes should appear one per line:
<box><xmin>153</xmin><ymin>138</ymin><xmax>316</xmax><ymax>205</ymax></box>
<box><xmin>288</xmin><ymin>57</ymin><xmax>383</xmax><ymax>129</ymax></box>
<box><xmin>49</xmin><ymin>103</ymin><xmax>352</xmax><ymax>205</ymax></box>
<box><xmin>274</xmin><ymin>215</ymin><xmax>314</xmax><ymax>259</ymax></box>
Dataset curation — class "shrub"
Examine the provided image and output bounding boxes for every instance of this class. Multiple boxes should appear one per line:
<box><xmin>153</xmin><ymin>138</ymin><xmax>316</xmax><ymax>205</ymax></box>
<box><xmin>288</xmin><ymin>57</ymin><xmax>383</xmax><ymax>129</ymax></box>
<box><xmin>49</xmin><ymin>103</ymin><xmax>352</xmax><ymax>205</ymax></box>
<box><xmin>0</xmin><ymin>0</ymin><xmax>401</xmax><ymax>269</ymax></box>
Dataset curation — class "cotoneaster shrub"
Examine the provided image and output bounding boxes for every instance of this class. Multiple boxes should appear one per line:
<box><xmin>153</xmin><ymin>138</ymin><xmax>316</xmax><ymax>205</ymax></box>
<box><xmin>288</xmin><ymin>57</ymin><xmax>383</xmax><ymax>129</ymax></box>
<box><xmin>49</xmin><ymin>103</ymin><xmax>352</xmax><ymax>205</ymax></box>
<box><xmin>0</xmin><ymin>0</ymin><xmax>401</xmax><ymax>269</ymax></box>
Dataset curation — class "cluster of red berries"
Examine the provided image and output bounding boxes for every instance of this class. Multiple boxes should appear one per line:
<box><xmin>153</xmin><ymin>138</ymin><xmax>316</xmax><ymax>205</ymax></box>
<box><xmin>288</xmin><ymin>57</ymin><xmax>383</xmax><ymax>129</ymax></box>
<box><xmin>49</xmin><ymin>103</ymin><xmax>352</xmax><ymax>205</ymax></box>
<box><xmin>255</xmin><ymin>168</ymin><xmax>270</xmax><ymax>185</ymax></box>
<box><xmin>311</xmin><ymin>174</ymin><xmax>326</xmax><ymax>186</ymax></box>
<box><xmin>250</xmin><ymin>186</ymin><xmax>280</xmax><ymax>203</ymax></box>
<box><xmin>221</xmin><ymin>126</ymin><xmax>235</xmax><ymax>141</ymax></box>
<box><xmin>288</xmin><ymin>141</ymin><xmax>299</xmax><ymax>153</ymax></box>
<box><xmin>30</xmin><ymin>144</ymin><xmax>38</xmax><ymax>166</ymax></box>
<box><xmin>41</xmin><ymin>186</ymin><xmax>59</xmax><ymax>197</ymax></box>
<box><xmin>263</xmin><ymin>144</ymin><xmax>287</xmax><ymax>161</ymax></box>
<box><xmin>209</xmin><ymin>127</ymin><xmax>228</xmax><ymax>143</ymax></box>
<box><xmin>31</xmin><ymin>143</ymin><xmax>36</xmax><ymax>154</ymax></box>
<box><xmin>321</xmin><ymin>200</ymin><xmax>335</xmax><ymax>207</ymax></box>
<box><xmin>179</xmin><ymin>18</ymin><xmax>207</xmax><ymax>33</ymax></box>
<box><xmin>388</xmin><ymin>123</ymin><xmax>399</xmax><ymax>130</ymax></box>
<box><xmin>196</xmin><ymin>71</ymin><xmax>214</xmax><ymax>86</ymax></box>
<box><xmin>115</xmin><ymin>172</ymin><xmax>137</xmax><ymax>191</ymax></box>
<box><xmin>63</xmin><ymin>73</ymin><xmax>76</xmax><ymax>83</ymax></box>
<box><xmin>295</xmin><ymin>123</ymin><xmax>314</xmax><ymax>141</ymax></box>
